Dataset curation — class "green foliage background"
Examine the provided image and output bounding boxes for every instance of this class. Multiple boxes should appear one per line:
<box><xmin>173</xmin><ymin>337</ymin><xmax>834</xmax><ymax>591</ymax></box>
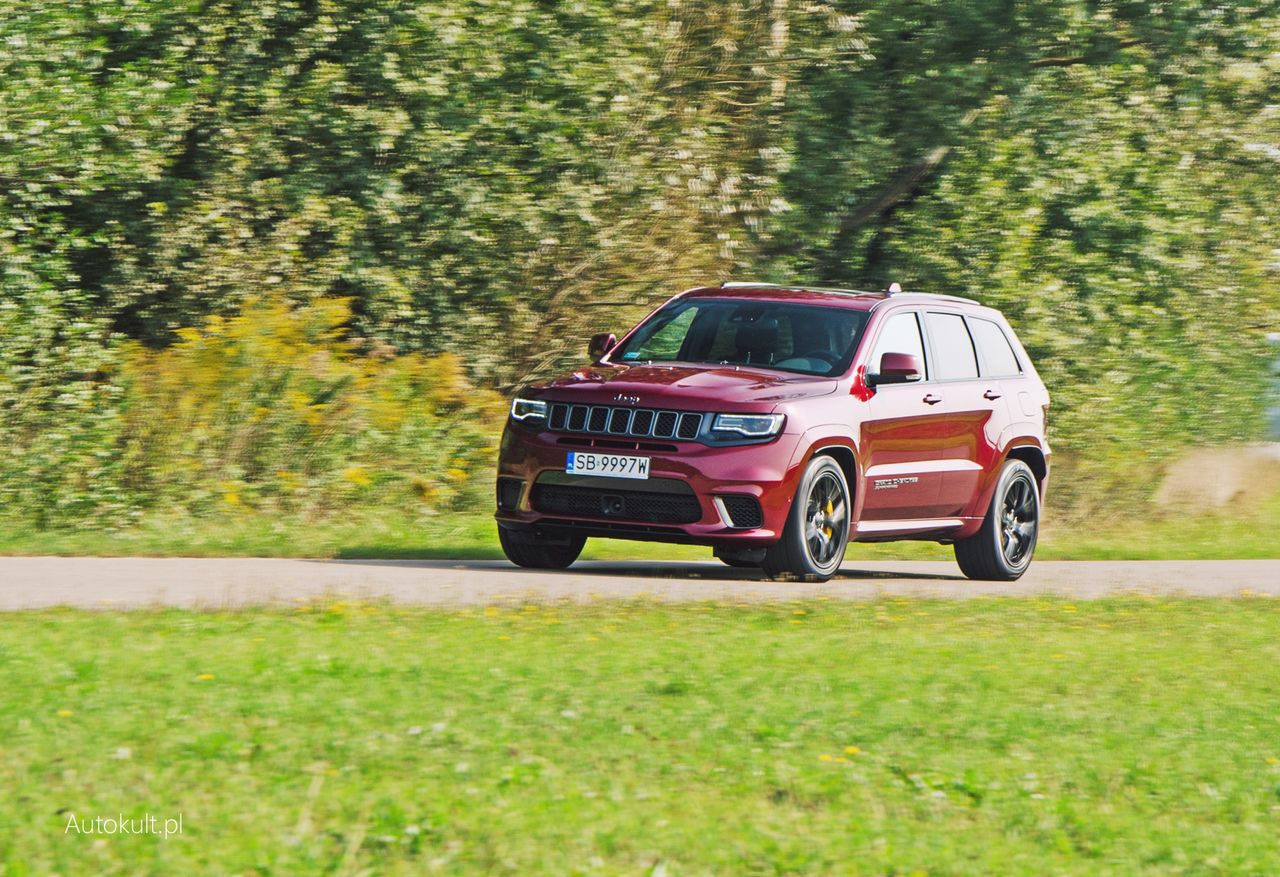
<box><xmin>1</xmin><ymin>0</ymin><xmax>1277</xmax><ymax>527</ymax></box>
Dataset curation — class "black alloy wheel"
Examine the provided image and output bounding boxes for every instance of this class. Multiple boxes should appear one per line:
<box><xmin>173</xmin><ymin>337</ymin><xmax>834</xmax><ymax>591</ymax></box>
<box><xmin>954</xmin><ymin>459</ymin><xmax>1040</xmax><ymax>581</ymax></box>
<box><xmin>762</xmin><ymin>456</ymin><xmax>850</xmax><ymax>582</ymax></box>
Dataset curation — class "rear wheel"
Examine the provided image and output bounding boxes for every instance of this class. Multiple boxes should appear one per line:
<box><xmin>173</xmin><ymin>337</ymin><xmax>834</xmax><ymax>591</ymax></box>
<box><xmin>762</xmin><ymin>456</ymin><xmax>850</xmax><ymax>582</ymax></box>
<box><xmin>954</xmin><ymin>459</ymin><xmax>1039</xmax><ymax>581</ymax></box>
<box><xmin>498</xmin><ymin>526</ymin><xmax>586</xmax><ymax>570</ymax></box>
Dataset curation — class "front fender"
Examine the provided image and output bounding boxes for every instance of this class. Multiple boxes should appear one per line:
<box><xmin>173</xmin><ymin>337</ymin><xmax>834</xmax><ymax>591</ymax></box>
<box><xmin>786</xmin><ymin>424</ymin><xmax>863</xmax><ymax>521</ymax></box>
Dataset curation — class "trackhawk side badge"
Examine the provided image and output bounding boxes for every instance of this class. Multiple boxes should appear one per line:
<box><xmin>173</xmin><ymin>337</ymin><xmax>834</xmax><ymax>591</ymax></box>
<box><xmin>874</xmin><ymin>476</ymin><xmax>919</xmax><ymax>490</ymax></box>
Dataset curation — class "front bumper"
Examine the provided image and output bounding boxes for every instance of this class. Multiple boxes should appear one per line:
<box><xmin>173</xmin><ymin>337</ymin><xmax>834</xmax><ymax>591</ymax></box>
<box><xmin>494</xmin><ymin>424</ymin><xmax>804</xmax><ymax>546</ymax></box>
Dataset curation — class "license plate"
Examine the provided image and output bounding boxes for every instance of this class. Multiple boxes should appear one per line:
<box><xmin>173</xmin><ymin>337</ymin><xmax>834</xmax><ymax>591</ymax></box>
<box><xmin>565</xmin><ymin>452</ymin><xmax>650</xmax><ymax>480</ymax></box>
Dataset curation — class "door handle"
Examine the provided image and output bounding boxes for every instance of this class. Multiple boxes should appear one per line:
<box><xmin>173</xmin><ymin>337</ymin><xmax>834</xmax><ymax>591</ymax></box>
<box><xmin>922</xmin><ymin>394</ymin><xmax>943</xmax><ymax>406</ymax></box>
<box><xmin>983</xmin><ymin>389</ymin><xmax>1002</xmax><ymax>400</ymax></box>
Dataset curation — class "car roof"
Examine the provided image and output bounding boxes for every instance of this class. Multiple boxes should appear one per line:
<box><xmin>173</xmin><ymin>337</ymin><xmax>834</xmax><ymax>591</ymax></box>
<box><xmin>677</xmin><ymin>282</ymin><xmax>978</xmax><ymax>311</ymax></box>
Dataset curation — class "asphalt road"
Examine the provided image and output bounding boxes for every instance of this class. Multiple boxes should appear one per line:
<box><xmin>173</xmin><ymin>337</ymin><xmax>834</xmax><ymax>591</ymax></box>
<box><xmin>0</xmin><ymin>557</ymin><xmax>1276</xmax><ymax>609</ymax></box>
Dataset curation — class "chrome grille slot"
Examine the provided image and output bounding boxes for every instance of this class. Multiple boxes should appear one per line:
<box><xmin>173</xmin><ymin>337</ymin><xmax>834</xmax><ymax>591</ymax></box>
<box><xmin>567</xmin><ymin>405</ymin><xmax>588</xmax><ymax>432</ymax></box>
<box><xmin>677</xmin><ymin>413</ymin><xmax>702</xmax><ymax>440</ymax></box>
<box><xmin>588</xmin><ymin>407</ymin><xmax>609</xmax><ymax>432</ymax></box>
<box><xmin>653</xmin><ymin>411</ymin><xmax>678</xmax><ymax>438</ymax></box>
<box><xmin>607</xmin><ymin>408</ymin><xmax>632</xmax><ymax>434</ymax></box>
<box><xmin>631</xmin><ymin>409</ymin><xmax>654</xmax><ymax>436</ymax></box>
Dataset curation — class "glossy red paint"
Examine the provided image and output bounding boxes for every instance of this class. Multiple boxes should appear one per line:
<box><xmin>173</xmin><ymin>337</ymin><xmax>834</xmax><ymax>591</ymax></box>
<box><xmin>496</xmin><ymin>284</ymin><xmax>1050</xmax><ymax>552</ymax></box>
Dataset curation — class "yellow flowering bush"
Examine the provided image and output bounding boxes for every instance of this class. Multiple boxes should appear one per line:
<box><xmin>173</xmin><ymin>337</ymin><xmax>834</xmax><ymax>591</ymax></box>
<box><xmin>116</xmin><ymin>298</ymin><xmax>504</xmax><ymax>517</ymax></box>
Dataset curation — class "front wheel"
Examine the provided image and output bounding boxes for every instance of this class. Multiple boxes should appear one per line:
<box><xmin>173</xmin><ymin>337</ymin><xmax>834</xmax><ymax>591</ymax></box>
<box><xmin>762</xmin><ymin>456</ymin><xmax>850</xmax><ymax>582</ymax></box>
<box><xmin>498</xmin><ymin>526</ymin><xmax>586</xmax><ymax>569</ymax></box>
<box><xmin>954</xmin><ymin>459</ymin><xmax>1040</xmax><ymax>581</ymax></box>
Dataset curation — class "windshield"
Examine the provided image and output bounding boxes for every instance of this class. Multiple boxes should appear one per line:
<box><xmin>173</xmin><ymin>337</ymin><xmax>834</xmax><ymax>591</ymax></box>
<box><xmin>611</xmin><ymin>298</ymin><xmax>869</xmax><ymax>377</ymax></box>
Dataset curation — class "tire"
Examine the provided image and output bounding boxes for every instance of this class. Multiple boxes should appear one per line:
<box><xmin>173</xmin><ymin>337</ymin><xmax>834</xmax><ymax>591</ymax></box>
<box><xmin>498</xmin><ymin>526</ymin><xmax>586</xmax><ymax>570</ymax></box>
<box><xmin>954</xmin><ymin>459</ymin><xmax>1040</xmax><ymax>581</ymax></box>
<box><xmin>762</xmin><ymin>455</ymin><xmax>850</xmax><ymax>582</ymax></box>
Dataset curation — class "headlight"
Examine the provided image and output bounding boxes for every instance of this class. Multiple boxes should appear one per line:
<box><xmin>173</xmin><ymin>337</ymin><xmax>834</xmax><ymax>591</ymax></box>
<box><xmin>510</xmin><ymin>397</ymin><xmax>548</xmax><ymax>422</ymax></box>
<box><xmin>712</xmin><ymin>413</ymin><xmax>785</xmax><ymax>437</ymax></box>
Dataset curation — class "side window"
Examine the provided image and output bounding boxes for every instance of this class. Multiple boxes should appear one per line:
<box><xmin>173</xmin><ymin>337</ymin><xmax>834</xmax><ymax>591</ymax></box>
<box><xmin>968</xmin><ymin>318</ymin><xmax>1021</xmax><ymax>377</ymax></box>
<box><xmin>870</xmin><ymin>311</ymin><xmax>928</xmax><ymax>379</ymax></box>
<box><xmin>924</xmin><ymin>312</ymin><xmax>979</xmax><ymax>380</ymax></box>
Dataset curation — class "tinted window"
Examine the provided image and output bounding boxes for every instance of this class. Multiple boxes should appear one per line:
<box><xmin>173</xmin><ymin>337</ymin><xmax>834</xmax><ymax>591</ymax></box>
<box><xmin>870</xmin><ymin>312</ymin><xmax>927</xmax><ymax>379</ymax></box>
<box><xmin>924</xmin><ymin>312</ymin><xmax>978</xmax><ymax>380</ymax></box>
<box><xmin>969</xmin><ymin>318</ymin><xmax>1021</xmax><ymax>377</ymax></box>
<box><xmin>613</xmin><ymin>298</ymin><xmax>869</xmax><ymax>377</ymax></box>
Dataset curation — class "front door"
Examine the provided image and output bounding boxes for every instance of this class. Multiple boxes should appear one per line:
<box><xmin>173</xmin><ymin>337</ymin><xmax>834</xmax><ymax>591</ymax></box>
<box><xmin>858</xmin><ymin>310</ymin><xmax>954</xmax><ymax>522</ymax></box>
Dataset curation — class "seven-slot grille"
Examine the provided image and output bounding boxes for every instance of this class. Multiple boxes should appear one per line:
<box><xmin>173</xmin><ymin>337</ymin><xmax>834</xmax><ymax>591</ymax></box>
<box><xmin>548</xmin><ymin>403</ymin><xmax>703</xmax><ymax>441</ymax></box>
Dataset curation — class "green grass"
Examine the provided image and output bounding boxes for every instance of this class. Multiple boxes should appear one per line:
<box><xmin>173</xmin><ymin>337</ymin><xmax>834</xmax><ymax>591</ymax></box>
<box><xmin>3</xmin><ymin>599</ymin><xmax>1280</xmax><ymax>874</ymax></box>
<box><xmin>0</xmin><ymin>492</ymin><xmax>1276</xmax><ymax>561</ymax></box>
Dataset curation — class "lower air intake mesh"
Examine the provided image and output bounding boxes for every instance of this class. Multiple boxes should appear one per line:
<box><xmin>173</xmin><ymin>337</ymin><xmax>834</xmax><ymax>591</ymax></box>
<box><xmin>720</xmin><ymin>495</ymin><xmax>764</xmax><ymax>529</ymax></box>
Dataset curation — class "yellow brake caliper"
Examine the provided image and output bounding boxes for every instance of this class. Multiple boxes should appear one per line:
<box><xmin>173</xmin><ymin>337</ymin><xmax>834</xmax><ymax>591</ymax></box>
<box><xmin>823</xmin><ymin>499</ymin><xmax>833</xmax><ymax>539</ymax></box>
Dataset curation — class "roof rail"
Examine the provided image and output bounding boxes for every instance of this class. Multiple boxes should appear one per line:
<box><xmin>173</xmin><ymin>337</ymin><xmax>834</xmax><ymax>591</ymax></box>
<box><xmin>717</xmin><ymin>280</ymin><xmax>977</xmax><ymax>304</ymax></box>
<box><xmin>720</xmin><ymin>280</ymin><xmax>881</xmax><ymax>297</ymax></box>
<box><xmin>883</xmin><ymin>291</ymin><xmax>980</xmax><ymax>305</ymax></box>
<box><xmin>798</xmin><ymin>285</ymin><xmax>882</xmax><ymax>296</ymax></box>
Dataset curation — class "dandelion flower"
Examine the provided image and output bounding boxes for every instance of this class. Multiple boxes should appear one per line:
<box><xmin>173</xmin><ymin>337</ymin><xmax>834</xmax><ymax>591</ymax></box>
<box><xmin>195</xmin><ymin>673</ymin><xmax>215</xmax><ymax>681</ymax></box>
<box><xmin>845</xmin><ymin>746</ymin><xmax>861</xmax><ymax>755</ymax></box>
<box><xmin>56</xmin><ymin>709</ymin><xmax>74</xmax><ymax>718</ymax></box>
<box><xmin>818</xmin><ymin>754</ymin><xmax>834</xmax><ymax>762</ymax></box>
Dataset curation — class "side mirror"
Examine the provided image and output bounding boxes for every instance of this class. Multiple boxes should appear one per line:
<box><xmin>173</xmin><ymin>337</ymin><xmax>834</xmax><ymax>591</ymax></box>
<box><xmin>867</xmin><ymin>352</ymin><xmax>923</xmax><ymax>387</ymax></box>
<box><xmin>588</xmin><ymin>332</ymin><xmax>617</xmax><ymax>360</ymax></box>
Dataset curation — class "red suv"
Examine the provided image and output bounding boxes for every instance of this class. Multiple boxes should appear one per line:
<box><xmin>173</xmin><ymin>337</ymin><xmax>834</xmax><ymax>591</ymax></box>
<box><xmin>496</xmin><ymin>283</ymin><xmax>1050</xmax><ymax>581</ymax></box>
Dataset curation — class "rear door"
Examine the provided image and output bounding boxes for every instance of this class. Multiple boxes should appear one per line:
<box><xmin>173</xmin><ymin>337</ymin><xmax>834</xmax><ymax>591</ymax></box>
<box><xmin>965</xmin><ymin>314</ymin><xmax>1030</xmax><ymax>495</ymax></box>
<box><xmin>858</xmin><ymin>309</ymin><xmax>953</xmax><ymax>522</ymax></box>
<box><xmin>920</xmin><ymin>311</ymin><xmax>1003</xmax><ymax>516</ymax></box>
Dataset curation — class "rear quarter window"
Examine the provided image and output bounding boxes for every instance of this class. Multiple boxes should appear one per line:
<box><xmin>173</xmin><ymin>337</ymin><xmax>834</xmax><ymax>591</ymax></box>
<box><xmin>968</xmin><ymin>318</ymin><xmax>1022</xmax><ymax>377</ymax></box>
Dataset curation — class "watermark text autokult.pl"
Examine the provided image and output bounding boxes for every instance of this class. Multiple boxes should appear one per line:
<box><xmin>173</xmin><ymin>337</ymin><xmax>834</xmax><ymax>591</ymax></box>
<box><xmin>64</xmin><ymin>813</ymin><xmax>183</xmax><ymax>839</ymax></box>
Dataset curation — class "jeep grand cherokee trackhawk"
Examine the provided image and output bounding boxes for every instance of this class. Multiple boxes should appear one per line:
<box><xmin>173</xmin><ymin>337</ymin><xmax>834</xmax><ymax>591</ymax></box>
<box><xmin>496</xmin><ymin>282</ymin><xmax>1050</xmax><ymax>581</ymax></box>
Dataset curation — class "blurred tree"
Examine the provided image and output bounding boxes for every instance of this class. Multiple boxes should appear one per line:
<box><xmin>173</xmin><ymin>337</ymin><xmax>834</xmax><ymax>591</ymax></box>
<box><xmin>1</xmin><ymin>0</ymin><xmax>1276</xmax><ymax>522</ymax></box>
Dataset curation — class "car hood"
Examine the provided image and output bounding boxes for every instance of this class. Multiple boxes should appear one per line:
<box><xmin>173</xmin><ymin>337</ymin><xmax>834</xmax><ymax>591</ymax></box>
<box><xmin>538</xmin><ymin>363</ymin><xmax>838</xmax><ymax>409</ymax></box>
